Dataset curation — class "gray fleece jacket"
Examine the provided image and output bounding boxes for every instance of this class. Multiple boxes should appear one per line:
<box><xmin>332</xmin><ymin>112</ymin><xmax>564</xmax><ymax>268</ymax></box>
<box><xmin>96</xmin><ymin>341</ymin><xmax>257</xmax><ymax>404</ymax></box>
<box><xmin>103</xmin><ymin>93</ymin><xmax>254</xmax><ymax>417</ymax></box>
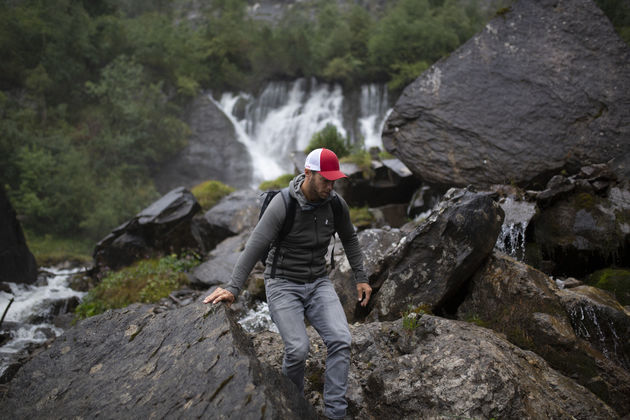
<box><xmin>224</xmin><ymin>173</ymin><xmax>368</xmax><ymax>298</ymax></box>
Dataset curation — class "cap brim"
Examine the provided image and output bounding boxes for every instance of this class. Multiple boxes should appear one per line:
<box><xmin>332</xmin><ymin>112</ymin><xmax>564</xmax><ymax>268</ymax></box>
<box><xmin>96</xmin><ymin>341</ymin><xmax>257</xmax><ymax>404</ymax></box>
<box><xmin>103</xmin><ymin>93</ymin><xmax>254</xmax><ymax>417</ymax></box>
<box><xmin>319</xmin><ymin>170</ymin><xmax>347</xmax><ymax>181</ymax></box>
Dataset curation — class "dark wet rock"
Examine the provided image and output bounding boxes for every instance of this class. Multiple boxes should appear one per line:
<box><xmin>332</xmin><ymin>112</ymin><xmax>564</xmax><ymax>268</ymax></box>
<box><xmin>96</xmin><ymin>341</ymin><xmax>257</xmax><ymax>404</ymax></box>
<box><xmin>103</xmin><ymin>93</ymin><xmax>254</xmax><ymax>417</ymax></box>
<box><xmin>93</xmin><ymin>187</ymin><xmax>202</xmax><ymax>271</ymax></box>
<box><xmin>458</xmin><ymin>252</ymin><xmax>630</xmax><ymax>416</ymax></box>
<box><xmin>252</xmin><ymin>315</ymin><xmax>618</xmax><ymax>420</ymax></box>
<box><xmin>382</xmin><ymin>0</ymin><xmax>630</xmax><ymax>188</ymax></box>
<box><xmin>528</xmin><ymin>183</ymin><xmax>630</xmax><ymax>277</ymax></box>
<box><xmin>370</xmin><ymin>188</ymin><xmax>504</xmax><ymax>319</ymax></box>
<box><xmin>335</xmin><ymin>158</ymin><xmax>421</xmax><ymax>209</ymax></box>
<box><xmin>153</xmin><ymin>93</ymin><xmax>253</xmax><ymax>193</ymax></box>
<box><xmin>330</xmin><ymin>227</ymin><xmax>406</xmax><ymax>322</ymax></box>
<box><xmin>1</xmin><ymin>303</ymin><xmax>317</xmax><ymax>419</ymax></box>
<box><xmin>0</xmin><ymin>185</ymin><xmax>37</xmax><ymax>285</ymax></box>
<box><xmin>557</xmin><ymin>285</ymin><xmax>630</xmax><ymax>372</ymax></box>
<box><xmin>195</xmin><ymin>189</ymin><xmax>262</xmax><ymax>253</ymax></box>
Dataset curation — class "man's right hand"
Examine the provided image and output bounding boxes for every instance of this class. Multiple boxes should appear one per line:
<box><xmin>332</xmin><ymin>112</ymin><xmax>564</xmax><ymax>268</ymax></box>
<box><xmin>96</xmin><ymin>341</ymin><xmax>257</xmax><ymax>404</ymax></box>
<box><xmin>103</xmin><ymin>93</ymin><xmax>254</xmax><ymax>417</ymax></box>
<box><xmin>203</xmin><ymin>287</ymin><xmax>235</xmax><ymax>306</ymax></box>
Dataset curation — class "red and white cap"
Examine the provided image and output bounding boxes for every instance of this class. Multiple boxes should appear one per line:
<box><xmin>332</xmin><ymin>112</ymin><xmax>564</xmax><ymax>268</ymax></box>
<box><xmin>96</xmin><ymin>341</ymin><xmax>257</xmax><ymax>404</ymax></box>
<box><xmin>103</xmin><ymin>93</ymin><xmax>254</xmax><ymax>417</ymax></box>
<box><xmin>304</xmin><ymin>148</ymin><xmax>347</xmax><ymax>181</ymax></box>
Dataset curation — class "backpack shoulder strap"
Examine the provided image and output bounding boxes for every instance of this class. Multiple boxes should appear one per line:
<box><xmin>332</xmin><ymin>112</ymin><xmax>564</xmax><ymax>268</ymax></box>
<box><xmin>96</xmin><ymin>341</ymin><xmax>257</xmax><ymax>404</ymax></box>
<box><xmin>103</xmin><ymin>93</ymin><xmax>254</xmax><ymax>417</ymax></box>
<box><xmin>270</xmin><ymin>187</ymin><xmax>296</xmax><ymax>278</ymax></box>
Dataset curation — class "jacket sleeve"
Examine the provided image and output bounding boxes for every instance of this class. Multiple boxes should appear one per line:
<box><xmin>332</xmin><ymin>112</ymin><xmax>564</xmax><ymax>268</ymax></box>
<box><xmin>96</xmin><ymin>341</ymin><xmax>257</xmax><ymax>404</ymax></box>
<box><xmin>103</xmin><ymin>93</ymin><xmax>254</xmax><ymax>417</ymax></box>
<box><xmin>224</xmin><ymin>193</ymin><xmax>285</xmax><ymax>298</ymax></box>
<box><xmin>335</xmin><ymin>194</ymin><xmax>368</xmax><ymax>284</ymax></box>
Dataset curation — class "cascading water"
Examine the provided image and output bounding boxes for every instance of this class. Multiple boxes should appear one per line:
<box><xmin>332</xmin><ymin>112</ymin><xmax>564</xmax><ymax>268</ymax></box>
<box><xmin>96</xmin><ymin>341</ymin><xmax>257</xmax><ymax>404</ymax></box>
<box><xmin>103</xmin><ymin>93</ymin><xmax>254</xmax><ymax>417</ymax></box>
<box><xmin>0</xmin><ymin>267</ymin><xmax>86</xmax><ymax>378</ymax></box>
<box><xmin>494</xmin><ymin>197</ymin><xmax>537</xmax><ymax>260</ymax></box>
<box><xmin>211</xmin><ymin>78</ymin><xmax>392</xmax><ymax>187</ymax></box>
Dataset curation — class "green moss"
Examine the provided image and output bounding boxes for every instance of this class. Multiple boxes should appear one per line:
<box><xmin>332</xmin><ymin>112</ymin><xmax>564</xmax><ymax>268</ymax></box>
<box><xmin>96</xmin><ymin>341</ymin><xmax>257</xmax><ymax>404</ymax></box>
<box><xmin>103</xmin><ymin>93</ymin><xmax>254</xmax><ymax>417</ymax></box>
<box><xmin>349</xmin><ymin>206</ymin><xmax>375</xmax><ymax>229</ymax></box>
<box><xmin>586</xmin><ymin>268</ymin><xmax>630</xmax><ymax>305</ymax></box>
<box><xmin>495</xmin><ymin>7</ymin><xmax>511</xmax><ymax>17</ymax></box>
<box><xmin>74</xmin><ymin>253</ymin><xmax>200</xmax><ymax>319</ymax></box>
<box><xmin>464</xmin><ymin>314</ymin><xmax>488</xmax><ymax>328</ymax></box>
<box><xmin>574</xmin><ymin>192</ymin><xmax>596</xmax><ymax>210</ymax></box>
<box><xmin>191</xmin><ymin>180</ymin><xmax>235</xmax><ymax>211</ymax></box>
<box><xmin>258</xmin><ymin>174</ymin><xmax>294</xmax><ymax>191</ymax></box>
<box><xmin>24</xmin><ymin>231</ymin><xmax>92</xmax><ymax>266</ymax></box>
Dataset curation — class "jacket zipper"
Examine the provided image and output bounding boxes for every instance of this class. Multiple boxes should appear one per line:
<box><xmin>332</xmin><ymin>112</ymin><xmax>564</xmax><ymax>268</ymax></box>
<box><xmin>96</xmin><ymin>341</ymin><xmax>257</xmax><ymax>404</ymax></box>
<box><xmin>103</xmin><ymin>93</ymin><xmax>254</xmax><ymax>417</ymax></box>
<box><xmin>312</xmin><ymin>214</ymin><xmax>318</xmax><ymax>281</ymax></box>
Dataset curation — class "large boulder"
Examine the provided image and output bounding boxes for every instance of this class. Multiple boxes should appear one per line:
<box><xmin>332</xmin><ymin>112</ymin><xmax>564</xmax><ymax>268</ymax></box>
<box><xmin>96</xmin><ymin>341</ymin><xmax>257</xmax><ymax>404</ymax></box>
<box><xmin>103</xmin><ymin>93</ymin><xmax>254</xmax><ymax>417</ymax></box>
<box><xmin>370</xmin><ymin>187</ymin><xmax>504</xmax><ymax>320</ymax></box>
<box><xmin>153</xmin><ymin>93</ymin><xmax>253</xmax><ymax>193</ymax></box>
<box><xmin>1</xmin><ymin>302</ymin><xmax>317</xmax><ymax>419</ymax></box>
<box><xmin>457</xmin><ymin>252</ymin><xmax>630</xmax><ymax>415</ymax></box>
<box><xmin>252</xmin><ymin>316</ymin><xmax>618</xmax><ymax>420</ymax></box>
<box><xmin>330</xmin><ymin>227</ymin><xmax>406</xmax><ymax>322</ymax></box>
<box><xmin>93</xmin><ymin>187</ymin><xmax>202</xmax><ymax>271</ymax></box>
<box><xmin>0</xmin><ymin>185</ymin><xmax>37</xmax><ymax>284</ymax></box>
<box><xmin>382</xmin><ymin>0</ymin><xmax>630</xmax><ymax>188</ymax></box>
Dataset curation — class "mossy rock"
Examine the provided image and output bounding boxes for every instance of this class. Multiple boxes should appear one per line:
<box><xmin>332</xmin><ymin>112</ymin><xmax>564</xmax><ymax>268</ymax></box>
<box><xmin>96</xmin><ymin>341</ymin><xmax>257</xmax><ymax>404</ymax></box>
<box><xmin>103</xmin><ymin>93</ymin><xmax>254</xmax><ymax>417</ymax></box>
<box><xmin>191</xmin><ymin>180</ymin><xmax>235</xmax><ymax>211</ymax></box>
<box><xmin>258</xmin><ymin>174</ymin><xmax>294</xmax><ymax>191</ymax></box>
<box><xmin>585</xmin><ymin>268</ymin><xmax>630</xmax><ymax>306</ymax></box>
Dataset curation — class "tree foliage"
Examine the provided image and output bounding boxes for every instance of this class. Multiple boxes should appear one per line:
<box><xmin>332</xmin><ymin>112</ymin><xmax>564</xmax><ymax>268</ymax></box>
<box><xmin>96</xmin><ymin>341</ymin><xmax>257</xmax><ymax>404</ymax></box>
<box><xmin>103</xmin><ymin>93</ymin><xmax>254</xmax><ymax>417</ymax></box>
<box><xmin>4</xmin><ymin>0</ymin><xmax>624</xmax><ymax>244</ymax></box>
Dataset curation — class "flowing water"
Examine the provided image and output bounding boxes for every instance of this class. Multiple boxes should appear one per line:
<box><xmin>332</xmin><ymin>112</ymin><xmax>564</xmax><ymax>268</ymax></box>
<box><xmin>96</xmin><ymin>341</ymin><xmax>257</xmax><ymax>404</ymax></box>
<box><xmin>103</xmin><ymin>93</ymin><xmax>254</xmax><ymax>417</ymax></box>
<box><xmin>494</xmin><ymin>197</ymin><xmax>537</xmax><ymax>260</ymax></box>
<box><xmin>0</xmin><ymin>267</ymin><xmax>86</xmax><ymax>377</ymax></box>
<box><xmin>211</xmin><ymin>79</ymin><xmax>392</xmax><ymax>185</ymax></box>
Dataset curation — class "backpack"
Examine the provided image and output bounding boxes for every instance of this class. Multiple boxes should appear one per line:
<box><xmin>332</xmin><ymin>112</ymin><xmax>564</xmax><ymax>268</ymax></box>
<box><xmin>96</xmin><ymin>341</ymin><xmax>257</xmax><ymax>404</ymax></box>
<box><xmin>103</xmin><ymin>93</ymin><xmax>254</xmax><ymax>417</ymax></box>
<box><xmin>258</xmin><ymin>187</ymin><xmax>343</xmax><ymax>278</ymax></box>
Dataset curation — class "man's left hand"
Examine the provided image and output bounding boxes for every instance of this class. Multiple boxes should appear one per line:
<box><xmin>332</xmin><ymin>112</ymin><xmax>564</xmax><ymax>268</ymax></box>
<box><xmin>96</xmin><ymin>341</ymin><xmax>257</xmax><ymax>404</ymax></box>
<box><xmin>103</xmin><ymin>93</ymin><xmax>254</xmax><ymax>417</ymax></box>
<box><xmin>357</xmin><ymin>282</ymin><xmax>372</xmax><ymax>307</ymax></box>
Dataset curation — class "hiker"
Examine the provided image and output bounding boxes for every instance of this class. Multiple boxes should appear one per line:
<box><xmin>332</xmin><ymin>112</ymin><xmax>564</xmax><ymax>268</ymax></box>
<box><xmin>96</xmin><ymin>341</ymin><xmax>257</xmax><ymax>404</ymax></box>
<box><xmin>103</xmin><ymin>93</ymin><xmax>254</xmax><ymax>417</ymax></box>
<box><xmin>204</xmin><ymin>147</ymin><xmax>371</xmax><ymax>420</ymax></box>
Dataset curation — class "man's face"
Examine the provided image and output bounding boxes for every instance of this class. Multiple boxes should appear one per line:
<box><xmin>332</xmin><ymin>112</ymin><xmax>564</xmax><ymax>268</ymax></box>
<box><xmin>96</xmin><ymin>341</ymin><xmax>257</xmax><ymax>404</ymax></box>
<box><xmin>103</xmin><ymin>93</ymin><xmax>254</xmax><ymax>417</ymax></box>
<box><xmin>308</xmin><ymin>170</ymin><xmax>335</xmax><ymax>201</ymax></box>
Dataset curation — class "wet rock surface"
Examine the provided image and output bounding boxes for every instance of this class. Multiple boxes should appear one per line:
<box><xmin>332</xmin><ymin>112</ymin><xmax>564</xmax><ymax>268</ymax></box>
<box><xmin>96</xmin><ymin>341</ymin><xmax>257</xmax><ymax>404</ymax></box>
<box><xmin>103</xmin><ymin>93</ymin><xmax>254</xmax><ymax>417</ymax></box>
<box><xmin>371</xmin><ymin>188</ymin><xmax>504</xmax><ymax>319</ymax></box>
<box><xmin>252</xmin><ymin>315</ymin><xmax>618</xmax><ymax>420</ymax></box>
<box><xmin>1</xmin><ymin>302</ymin><xmax>317</xmax><ymax>419</ymax></box>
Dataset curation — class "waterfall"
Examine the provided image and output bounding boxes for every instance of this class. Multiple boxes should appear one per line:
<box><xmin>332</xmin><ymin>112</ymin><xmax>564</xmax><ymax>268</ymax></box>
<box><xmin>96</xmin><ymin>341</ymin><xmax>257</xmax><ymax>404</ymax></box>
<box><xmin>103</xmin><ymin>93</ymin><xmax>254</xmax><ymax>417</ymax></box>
<box><xmin>495</xmin><ymin>197</ymin><xmax>537</xmax><ymax>260</ymax></box>
<box><xmin>211</xmin><ymin>79</ymin><xmax>392</xmax><ymax>186</ymax></box>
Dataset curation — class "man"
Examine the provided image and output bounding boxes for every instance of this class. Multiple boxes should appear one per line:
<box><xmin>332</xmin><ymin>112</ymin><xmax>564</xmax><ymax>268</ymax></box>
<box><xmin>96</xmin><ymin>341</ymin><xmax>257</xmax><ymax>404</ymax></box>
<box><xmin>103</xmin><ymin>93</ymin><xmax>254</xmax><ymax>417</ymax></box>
<box><xmin>204</xmin><ymin>147</ymin><xmax>372</xmax><ymax>420</ymax></box>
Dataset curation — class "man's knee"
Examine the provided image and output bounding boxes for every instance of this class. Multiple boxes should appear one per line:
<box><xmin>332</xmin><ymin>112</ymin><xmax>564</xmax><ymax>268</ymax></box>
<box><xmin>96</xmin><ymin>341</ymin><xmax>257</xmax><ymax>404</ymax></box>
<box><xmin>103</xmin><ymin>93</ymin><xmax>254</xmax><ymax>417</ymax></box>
<box><xmin>327</xmin><ymin>329</ymin><xmax>351</xmax><ymax>353</ymax></box>
<box><xmin>285</xmin><ymin>339</ymin><xmax>310</xmax><ymax>363</ymax></box>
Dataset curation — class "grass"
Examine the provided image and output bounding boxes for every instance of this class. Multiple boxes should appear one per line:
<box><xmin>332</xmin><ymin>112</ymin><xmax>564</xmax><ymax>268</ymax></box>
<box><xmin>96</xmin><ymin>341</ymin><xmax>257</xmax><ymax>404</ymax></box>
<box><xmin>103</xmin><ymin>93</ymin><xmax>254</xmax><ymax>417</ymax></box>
<box><xmin>74</xmin><ymin>253</ymin><xmax>200</xmax><ymax>319</ymax></box>
<box><xmin>24</xmin><ymin>231</ymin><xmax>93</xmax><ymax>266</ymax></box>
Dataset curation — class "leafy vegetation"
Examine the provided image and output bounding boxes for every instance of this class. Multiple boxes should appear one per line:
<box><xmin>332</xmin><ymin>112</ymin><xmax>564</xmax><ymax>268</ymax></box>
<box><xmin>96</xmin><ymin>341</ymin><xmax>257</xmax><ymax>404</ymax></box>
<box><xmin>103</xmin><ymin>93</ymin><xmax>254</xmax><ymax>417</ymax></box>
<box><xmin>191</xmin><ymin>180</ymin><xmax>235</xmax><ymax>211</ymax></box>
<box><xmin>3</xmin><ymin>0</ymin><xmax>626</xmax><ymax>249</ymax></box>
<box><xmin>304</xmin><ymin>123</ymin><xmax>351</xmax><ymax>158</ymax></box>
<box><xmin>74</xmin><ymin>253</ymin><xmax>200</xmax><ymax>319</ymax></box>
<box><xmin>258</xmin><ymin>174</ymin><xmax>295</xmax><ymax>191</ymax></box>
<box><xmin>349</xmin><ymin>206</ymin><xmax>375</xmax><ymax>229</ymax></box>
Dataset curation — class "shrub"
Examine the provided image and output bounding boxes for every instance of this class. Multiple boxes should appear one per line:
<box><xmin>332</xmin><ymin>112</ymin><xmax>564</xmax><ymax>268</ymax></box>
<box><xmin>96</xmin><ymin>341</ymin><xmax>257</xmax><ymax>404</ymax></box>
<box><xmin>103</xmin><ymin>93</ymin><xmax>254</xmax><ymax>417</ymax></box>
<box><xmin>74</xmin><ymin>253</ymin><xmax>200</xmax><ymax>319</ymax></box>
<box><xmin>304</xmin><ymin>123</ymin><xmax>350</xmax><ymax>158</ymax></box>
<box><xmin>341</xmin><ymin>149</ymin><xmax>373</xmax><ymax>179</ymax></box>
<box><xmin>349</xmin><ymin>206</ymin><xmax>375</xmax><ymax>229</ymax></box>
<box><xmin>258</xmin><ymin>173</ymin><xmax>295</xmax><ymax>191</ymax></box>
<box><xmin>191</xmin><ymin>180</ymin><xmax>235</xmax><ymax>211</ymax></box>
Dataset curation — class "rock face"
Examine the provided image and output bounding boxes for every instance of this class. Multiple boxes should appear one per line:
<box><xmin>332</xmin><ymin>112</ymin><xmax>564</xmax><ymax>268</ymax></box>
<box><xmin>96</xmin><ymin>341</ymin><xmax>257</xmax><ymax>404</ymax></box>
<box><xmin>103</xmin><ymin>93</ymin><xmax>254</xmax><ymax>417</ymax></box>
<box><xmin>458</xmin><ymin>252</ymin><xmax>630</xmax><ymax>415</ymax></box>
<box><xmin>253</xmin><ymin>316</ymin><xmax>618</xmax><ymax>420</ymax></box>
<box><xmin>93</xmin><ymin>187</ymin><xmax>202</xmax><ymax>271</ymax></box>
<box><xmin>153</xmin><ymin>94</ymin><xmax>253</xmax><ymax>193</ymax></box>
<box><xmin>371</xmin><ymin>188</ymin><xmax>504</xmax><ymax>320</ymax></box>
<box><xmin>0</xmin><ymin>185</ymin><xmax>37</xmax><ymax>284</ymax></box>
<box><xmin>1</xmin><ymin>302</ymin><xmax>317</xmax><ymax>419</ymax></box>
<box><xmin>382</xmin><ymin>0</ymin><xmax>630</xmax><ymax>188</ymax></box>
<box><xmin>527</xmin><ymin>170</ymin><xmax>630</xmax><ymax>277</ymax></box>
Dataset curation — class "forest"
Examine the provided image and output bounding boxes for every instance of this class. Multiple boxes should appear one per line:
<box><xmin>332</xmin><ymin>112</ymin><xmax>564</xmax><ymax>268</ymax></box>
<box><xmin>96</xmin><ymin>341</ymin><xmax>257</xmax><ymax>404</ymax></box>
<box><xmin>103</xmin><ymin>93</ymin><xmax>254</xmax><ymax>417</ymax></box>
<box><xmin>1</xmin><ymin>0</ymin><xmax>628</xmax><ymax>252</ymax></box>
